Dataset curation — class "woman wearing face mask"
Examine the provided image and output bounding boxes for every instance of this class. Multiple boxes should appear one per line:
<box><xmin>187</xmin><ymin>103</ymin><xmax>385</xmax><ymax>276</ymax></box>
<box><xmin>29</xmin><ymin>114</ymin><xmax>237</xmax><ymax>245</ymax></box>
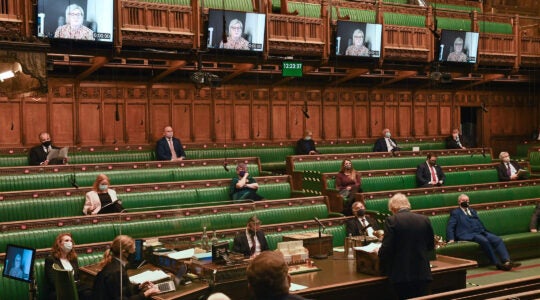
<box><xmin>83</xmin><ymin>174</ymin><xmax>122</xmax><ymax>215</ymax></box>
<box><xmin>44</xmin><ymin>233</ymin><xmax>92</xmax><ymax>300</ymax></box>
<box><xmin>337</xmin><ymin>159</ymin><xmax>363</xmax><ymax>216</ymax></box>
<box><xmin>93</xmin><ymin>235</ymin><xmax>160</xmax><ymax>300</ymax></box>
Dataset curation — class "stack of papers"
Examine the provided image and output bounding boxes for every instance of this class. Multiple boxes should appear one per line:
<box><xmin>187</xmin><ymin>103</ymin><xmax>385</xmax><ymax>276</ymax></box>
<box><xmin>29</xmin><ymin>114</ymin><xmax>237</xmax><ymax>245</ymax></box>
<box><xmin>167</xmin><ymin>248</ymin><xmax>195</xmax><ymax>260</ymax></box>
<box><xmin>354</xmin><ymin>242</ymin><xmax>381</xmax><ymax>253</ymax></box>
<box><xmin>129</xmin><ymin>270</ymin><xmax>170</xmax><ymax>284</ymax></box>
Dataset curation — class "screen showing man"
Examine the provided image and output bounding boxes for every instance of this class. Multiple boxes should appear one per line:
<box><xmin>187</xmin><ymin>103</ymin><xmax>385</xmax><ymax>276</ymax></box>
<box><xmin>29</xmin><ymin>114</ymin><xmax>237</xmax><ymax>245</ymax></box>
<box><xmin>37</xmin><ymin>0</ymin><xmax>113</xmax><ymax>42</ymax></box>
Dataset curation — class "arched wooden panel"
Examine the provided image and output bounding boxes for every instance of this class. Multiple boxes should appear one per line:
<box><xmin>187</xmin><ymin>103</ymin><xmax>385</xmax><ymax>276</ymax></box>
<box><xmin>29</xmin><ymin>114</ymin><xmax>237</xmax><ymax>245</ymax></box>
<box><xmin>103</xmin><ymin>103</ymin><xmax>125</xmax><ymax>144</ymax></box>
<box><xmin>271</xmin><ymin>102</ymin><xmax>287</xmax><ymax>140</ymax></box>
<box><xmin>172</xmin><ymin>104</ymin><xmax>191</xmax><ymax>143</ymax></box>
<box><xmin>125</xmin><ymin>102</ymin><xmax>146</xmax><ymax>143</ymax></box>
<box><xmin>79</xmin><ymin>101</ymin><xmax>101</xmax><ymax>145</ymax></box>
<box><xmin>214</xmin><ymin>102</ymin><xmax>233</xmax><ymax>143</ymax></box>
<box><xmin>233</xmin><ymin>102</ymin><xmax>251</xmax><ymax>141</ymax></box>
<box><xmin>150</xmin><ymin>102</ymin><xmax>171</xmax><ymax>142</ymax></box>
<box><xmin>427</xmin><ymin>105</ymin><xmax>439</xmax><ymax>136</ymax></box>
<box><xmin>253</xmin><ymin>102</ymin><xmax>269</xmax><ymax>140</ymax></box>
<box><xmin>51</xmin><ymin>101</ymin><xmax>73</xmax><ymax>145</ymax></box>
<box><xmin>23</xmin><ymin>100</ymin><xmax>47</xmax><ymax>145</ymax></box>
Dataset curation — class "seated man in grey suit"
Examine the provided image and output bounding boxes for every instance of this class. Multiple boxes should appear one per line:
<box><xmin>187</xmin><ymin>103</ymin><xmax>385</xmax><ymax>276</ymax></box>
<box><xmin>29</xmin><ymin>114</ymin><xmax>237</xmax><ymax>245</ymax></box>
<box><xmin>233</xmin><ymin>216</ymin><xmax>269</xmax><ymax>258</ymax></box>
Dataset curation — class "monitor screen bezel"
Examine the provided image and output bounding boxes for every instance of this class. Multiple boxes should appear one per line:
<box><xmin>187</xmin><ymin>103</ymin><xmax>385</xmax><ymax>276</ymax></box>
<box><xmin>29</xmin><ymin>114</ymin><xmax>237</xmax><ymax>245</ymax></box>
<box><xmin>335</xmin><ymin>20</ymin><xmax>383</xmax><ymax>58</ymax></box>
<box><xmin>36</xmin><ymin>0</ymin><xmax>114</xmax><ymax>44</ymax></box>
<box><xmin>2</xmin><ymin>244</ymin><xmax>37</xmax><ymax>284</ymax></box>
<box><xmin>206</xmin><ymin>9</ymin><xmax>266</xmax><ymax>52</ymax></box>
<box><xmin>438</xmin><ymin>29</ymin><xmax>479</xmax><ymax>64</ymax></box>
<box><xmin>211</xmin><ymin>241</ymin><xmax>229</xmax><ymax>263</ymax></box>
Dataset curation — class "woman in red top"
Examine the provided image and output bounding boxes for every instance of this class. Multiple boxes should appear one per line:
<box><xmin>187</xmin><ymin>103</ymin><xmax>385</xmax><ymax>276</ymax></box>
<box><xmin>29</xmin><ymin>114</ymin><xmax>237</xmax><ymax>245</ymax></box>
<box><xmin>336</xmin><ymin>159</ymin><xmax>362</xmax><ymax>216</ymax></box>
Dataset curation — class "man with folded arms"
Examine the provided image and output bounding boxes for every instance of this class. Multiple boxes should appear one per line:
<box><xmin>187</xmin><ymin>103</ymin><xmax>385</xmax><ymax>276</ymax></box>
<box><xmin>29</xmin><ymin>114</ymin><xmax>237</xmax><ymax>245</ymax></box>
<box><xmin>446</xmin><ymin>194</ymin><xmax>521</xmax><ymax>271</ymax></box>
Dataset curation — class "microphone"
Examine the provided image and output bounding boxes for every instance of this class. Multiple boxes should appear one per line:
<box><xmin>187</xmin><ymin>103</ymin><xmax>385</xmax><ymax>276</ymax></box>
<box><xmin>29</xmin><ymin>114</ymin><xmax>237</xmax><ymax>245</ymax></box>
<box><xmin>302</xmin><ymin>108</ymin><xmax>310</xmax><ymax>119</ymax></box>
<box><xmin>313</xmin><ymin>217</ymin><xmax>326</xmax><ymax>229</ymax></box>
<box><xmin>481</xmin><ymin>102</ymin><xmax>488</xmax><ymax>113</ymax></box>
<box><xmin>70</xmin><ymin>175</ymin><xmax>79</xmax><ymax>189</ymax></box>
<box><xmin>223</xmin><ymin>161</ymin><xmax>229</xmax><ymax>172</ymax></box>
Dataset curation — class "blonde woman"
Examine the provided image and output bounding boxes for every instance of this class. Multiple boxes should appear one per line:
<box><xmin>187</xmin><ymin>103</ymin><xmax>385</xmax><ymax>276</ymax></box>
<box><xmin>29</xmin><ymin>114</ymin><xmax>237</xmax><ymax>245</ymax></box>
<box><xmin>93</xmin><ymin>235</ymin><xmax>159</xmax><ymax>299</ymax></box>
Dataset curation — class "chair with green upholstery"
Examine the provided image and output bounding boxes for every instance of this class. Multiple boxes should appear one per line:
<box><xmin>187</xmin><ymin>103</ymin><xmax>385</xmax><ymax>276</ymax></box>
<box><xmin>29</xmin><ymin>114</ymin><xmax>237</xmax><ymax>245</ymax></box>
<box><xmin>338</xmin><ymin>7</ymin><xmax>376</xmax><ymax>23</ymax></box>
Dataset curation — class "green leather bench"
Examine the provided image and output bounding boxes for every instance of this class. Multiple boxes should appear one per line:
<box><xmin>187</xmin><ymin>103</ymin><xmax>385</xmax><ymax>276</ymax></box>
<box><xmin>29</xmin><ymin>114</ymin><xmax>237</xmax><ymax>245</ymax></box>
<box><xmin>289</xmin><ymin>148</ymin><xmax>493</xmax><ymax>190</ymax></box>
<box><xmin>0</xmin><ymin>161</ymin><xmax>260</xmax><ymax>192</ymax></box>
<box><xmin>529</xmin><ymin>150</ymin><xmax>540</xmax><ymax>173</ymax></box>
<box><xmin>431</xmin><ymin>205</ymin><xmax>540</xmax><ymax>265</ymax></box>
<box><xmin>0</xmin><ymin>201</ymin><xmax>332</xmax><ymax>250</ymax></box>
<box><xmin>303</xmin><ymin>163</ymin><xmax>500</xmax><ymax>212</ymax></box>
<box><xmin>0</xmin><ymin>178</ymin><xmax>293</xmax><ymax>222</ymax></box>
<box><xmin>365</xmin><ymin>185</ymin><xmax>540</xmax><ymax>214</ymax></box>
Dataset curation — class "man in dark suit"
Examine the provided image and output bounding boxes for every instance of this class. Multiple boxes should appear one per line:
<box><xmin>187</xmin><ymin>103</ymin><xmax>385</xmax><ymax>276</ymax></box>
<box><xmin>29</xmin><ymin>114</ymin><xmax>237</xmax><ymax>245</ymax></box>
<box><xmin>445</xmin><ymin>128</ymin><xmax>466</xmax><ymax>149</ymax></box>
<box><xmin>378</xmin><ymin>193</ymin><xmax>434</xmax><ymax>299</ymax></box>
<box><xmin>416</xmin><ymin>153</ymin><xmax>446</xmax><ymax>187</ymax></box>
<box><xmin>295</xmin><ymin>130</ymin><xmax>318</xmax><ymax>155</ymax></box>
<box><xmin>373</xmin><ymin>128</ymin><xmax>400</xmax><ymax>152</ymax></box>
<box><xmin>28</xmin><ymin>132</ymin><xmax>66</xmax><ymax>166</ymax></box>
<box><xmin>346</xmin><ymin>201</ymin><xmax>380</xmax><ymax>237</ymax></box>
<box><xmin>496</xmin><ymin>151</ymin><xmax>525</xmax><ymax>181</ymax></box>
<box><xmin>155</xmin><ymin>125</ymin><xmax>186</xmax><ymax>161</ymax></box>
<box><xmin>446</xmin><ymin>194</ymin><xmax>521</xmax><ymax>271</ymax></box>
<box><xmin>233</xmin><ymin>216</ymin><xmax>269</xmax><ymax>258</ymax></box>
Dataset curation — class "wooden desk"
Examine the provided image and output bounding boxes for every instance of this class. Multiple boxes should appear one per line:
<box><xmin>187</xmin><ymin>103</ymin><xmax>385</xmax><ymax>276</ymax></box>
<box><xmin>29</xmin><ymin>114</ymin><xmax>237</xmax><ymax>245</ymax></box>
<box><xmin>79</xmin><ymin>263</ymin><xmax>208</xmax><ymax>300</ymax></box>
<box><xmin>292</xmin><ymin>254</ymin><xmax>476</xmax><ymax>300</ymax></box>
<box><xmin>81</xmin><ymin>254</ymin><xmax>476</xmax><ymax>300</ymax></box>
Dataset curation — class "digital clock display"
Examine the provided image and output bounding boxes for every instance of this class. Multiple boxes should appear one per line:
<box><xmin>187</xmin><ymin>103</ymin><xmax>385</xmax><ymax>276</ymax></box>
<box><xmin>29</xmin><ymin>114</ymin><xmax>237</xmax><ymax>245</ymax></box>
<box><xmin>282</xmin><ymin>61</ymin><xmax>303</xmax><ymax>77</ymax></box>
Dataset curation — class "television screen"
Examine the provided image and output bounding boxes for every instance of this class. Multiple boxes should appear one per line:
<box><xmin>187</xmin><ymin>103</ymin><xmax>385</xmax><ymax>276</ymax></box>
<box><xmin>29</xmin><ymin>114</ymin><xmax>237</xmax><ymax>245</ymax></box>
<box><xmin>2</xmin><ymin>244</ymin><xmax>36</xmax><ymax>283</ymax></box>
<box><xmin>207</xmin><ymin>9</ymin><xmax>266</xmax><ymax>52</ymax></box>
<box><xmin>211</xmin><ymin>241</ymin><xmax>229</xmax><ymax>264</ymax></box>
<box><xmin>37</xmin><ymin>0</ymin><xmax>114</xmax><ymax>43</ymax></box>
<box><xmin>438</xmin><ymin>30</ymin><xmax>479</xmax><ymax>64</ymax></box>
<box><xmin>336</xmin><ymin>21</ymin><xmax>382</xmax><ymax>58</ymax></box>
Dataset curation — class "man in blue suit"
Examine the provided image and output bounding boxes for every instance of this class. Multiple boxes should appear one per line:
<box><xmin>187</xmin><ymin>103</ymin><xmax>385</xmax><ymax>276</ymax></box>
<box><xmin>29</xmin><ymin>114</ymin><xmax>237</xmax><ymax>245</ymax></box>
<box><xmin>155</xmin><ymin>125</ymin><xmax>186</xmax><ymax>161</ymax></box>
<box><xmin>446</xmin><ymin>194</ymin><xmax>521</xmax><ymax>271</ymax></box>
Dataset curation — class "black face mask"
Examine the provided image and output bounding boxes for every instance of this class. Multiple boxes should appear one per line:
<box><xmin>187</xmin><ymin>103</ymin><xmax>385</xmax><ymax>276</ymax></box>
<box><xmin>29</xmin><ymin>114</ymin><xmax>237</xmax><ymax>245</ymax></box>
<box><xmin>460</xmin><ymin>201</ymin><xmax>469</xmax><ymax>208</ymax></box>
<box><xmin>356</xmin><ymin>209</ymin><xmax>366</xmax><ymax>217</ymax></box>
<box><xmin>42</xmin><ymin>141</ymin><xmax>52</xmax><ymax>148</ymax></box>
<box><xmin>248</xmin><ymin>229</ymin><xmax>256</xmax><ymax>237</ymax></box>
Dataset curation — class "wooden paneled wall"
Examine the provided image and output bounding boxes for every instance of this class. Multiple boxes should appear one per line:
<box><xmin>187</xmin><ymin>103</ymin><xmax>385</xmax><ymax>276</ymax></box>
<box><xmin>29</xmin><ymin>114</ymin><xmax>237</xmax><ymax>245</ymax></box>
<box><xmin>0</xmin><ymin>80</ymin><xmax>538</xmax><ymax>149</ymax></box>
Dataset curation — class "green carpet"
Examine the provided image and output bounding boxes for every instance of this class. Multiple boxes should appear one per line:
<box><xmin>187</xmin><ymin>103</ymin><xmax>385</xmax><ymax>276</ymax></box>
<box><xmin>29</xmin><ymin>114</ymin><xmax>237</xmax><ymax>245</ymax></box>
<box><xmin>465</xmin><ymin>257</ymin><xmax>540</xmax><ymax>287</ymax></box>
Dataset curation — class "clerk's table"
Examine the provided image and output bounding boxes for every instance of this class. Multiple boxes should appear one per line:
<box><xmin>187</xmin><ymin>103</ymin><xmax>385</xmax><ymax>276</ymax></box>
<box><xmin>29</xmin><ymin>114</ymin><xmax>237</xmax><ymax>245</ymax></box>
<box><xmin>81</xmin><ymin>253</ymin><xmax>476</xmax><ymax>300</ymax></box>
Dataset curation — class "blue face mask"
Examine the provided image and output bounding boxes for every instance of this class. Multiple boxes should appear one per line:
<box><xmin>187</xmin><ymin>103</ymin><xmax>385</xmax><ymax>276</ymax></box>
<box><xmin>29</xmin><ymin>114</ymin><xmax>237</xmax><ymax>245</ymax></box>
<box><xmin>98</xmin><ymin>184</ymin><xmax>108</xmax><ymax>191</ymax></box>
<box><xmin>304</xmin><ymin>136</ymin><xmax>312</xmax><ymax>141</ymax></box>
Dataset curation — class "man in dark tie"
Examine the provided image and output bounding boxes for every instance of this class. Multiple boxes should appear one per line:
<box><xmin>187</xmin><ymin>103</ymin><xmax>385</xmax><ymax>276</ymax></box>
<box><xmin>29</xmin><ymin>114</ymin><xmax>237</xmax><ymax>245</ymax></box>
<box><xmin>446</xmin><ymin>194</ymin><xmax>521</xmax><ymax>271</ymax></box>
<box><xmin>155</xmin><ymin>125</ymin><xmax>186</xmax><ymax>161</ymax></box>
<box><xmin>496</xmin><ymin>151</ymin><xmax>525</xmax><ymax>181</ymax></box>
<box><xmin>346</xmin><ymin>201</ymin><xmax>380</xmax><ymax>237</ymax></box>
<box><xmin>416</xmin><ymin>153</ymin><xmax>446</xmax><ymax>188</ymax></box>
<box><xmin>233</xmin><ymin>216</ymin><xmax>269</xmax><ymax>258</ymax></box>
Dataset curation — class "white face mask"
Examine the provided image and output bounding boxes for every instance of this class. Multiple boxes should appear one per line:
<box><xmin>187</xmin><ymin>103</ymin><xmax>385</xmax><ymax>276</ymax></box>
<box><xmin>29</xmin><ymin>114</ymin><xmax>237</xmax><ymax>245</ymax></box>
<box><xmin>99</xmin><ymin>184</ymin><xmax>108</xmax><ymax>191</ymax></box>
<box><xmin>62</xmin><ymin>241</ymin><xmax>73</xmax><ymax>252</ymax></box>
<box><xmin>385</xmin><ymin>132</ymin><xmax>391</xmax><ymax>138</ymax></box>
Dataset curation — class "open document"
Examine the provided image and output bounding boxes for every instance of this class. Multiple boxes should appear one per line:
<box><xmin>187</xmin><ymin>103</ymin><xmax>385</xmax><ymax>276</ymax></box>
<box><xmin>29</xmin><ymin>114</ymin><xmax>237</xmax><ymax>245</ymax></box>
<box><xmin>47</xmin><ymin>147</ymin><xmax>69</xmax><ymax>162</ymax></box>
<box><xmin>129</xmin><ymin>270</ymin><xmax>170</xmax><ymax>284</ymax></box>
